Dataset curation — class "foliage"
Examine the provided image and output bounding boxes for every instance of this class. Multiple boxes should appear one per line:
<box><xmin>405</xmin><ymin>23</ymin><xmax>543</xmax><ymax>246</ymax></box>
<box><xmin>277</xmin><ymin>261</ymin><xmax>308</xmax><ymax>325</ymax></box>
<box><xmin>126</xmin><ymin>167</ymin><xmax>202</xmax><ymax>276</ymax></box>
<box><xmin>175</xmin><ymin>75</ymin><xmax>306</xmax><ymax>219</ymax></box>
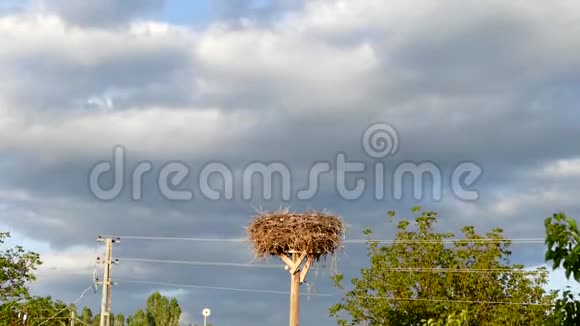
<box><xmin>0</xmin><ymin>232</ymin><xmax>42</xmax><ymax>304</ymax></box>
<box><xmin>0</xmin><ymin>295</ymin><xmax>72</xmax><ymax>326</ymax></box>
<box><xmin>0</xmin><ymin>232</ymin><xmax>183</xmax><ymax>326</ymax></box>
<box><xmin>330</xmin><ymin>208</ymin><xmax>554</xmax><ymax>325</ymax></box>
<box><xmin>146</xmin><ymin>292</ymin><xmax>181</xmax><ymax>325</ymax></box>
<box><xmin>127</xmin><ymin>309</ymin><xmax>147</xmax><ymax>326</ymax></box>
<box><xmin>422</xmin><ymin>310</ymin><xmax>468</xmax><ymax>326</ymax></box>
<box><xmin>545</xmin><ymin>212</ymin><xmax>580</xmax><ymax>325</ymax></box>
<box><xmin>114</xmin><ymin>313</ymin><xmax>126</xmax><ymax>326</ymax></box>
<box><xmin>91</xmin><ymin>313</ymin><xmax>101</xmax><ymax>326</ymax></box>
<box><xmin>81</xmin><ymin>307</ymin><xmax>94</xmax><ymax>324</ymax></box>
<box><xmin>545</xmin><ymin>213</ymin><xmax>580</xmax><ymax>280</ymax></box>
<box><xmin>126</xmin><ymin>292</ymin><xmax>181</xmax><ymax>326</ymax></box>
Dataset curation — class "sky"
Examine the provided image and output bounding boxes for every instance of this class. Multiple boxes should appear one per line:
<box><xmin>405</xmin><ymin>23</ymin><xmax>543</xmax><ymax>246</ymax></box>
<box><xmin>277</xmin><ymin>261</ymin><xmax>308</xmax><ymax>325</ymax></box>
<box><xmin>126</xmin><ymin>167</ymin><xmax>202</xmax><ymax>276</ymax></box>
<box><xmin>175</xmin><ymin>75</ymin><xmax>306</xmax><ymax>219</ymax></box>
<box><xmin>1</xmin><ymin>0</ymin><xmax>580</xmax><ymax>325</ymax></box>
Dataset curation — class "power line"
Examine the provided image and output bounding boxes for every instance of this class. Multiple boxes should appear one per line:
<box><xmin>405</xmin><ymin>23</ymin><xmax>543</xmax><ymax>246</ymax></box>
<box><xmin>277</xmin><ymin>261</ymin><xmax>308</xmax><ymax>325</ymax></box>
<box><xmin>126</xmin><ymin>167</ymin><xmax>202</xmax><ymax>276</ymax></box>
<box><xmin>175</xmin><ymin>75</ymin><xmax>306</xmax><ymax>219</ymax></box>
<box><xmin>75</xmin><ymin>317</ymin><xmax>92</xmax><ymax>326</ymax></box>
<box><xmin>115</xmin><ymin>257</ymin><xmax>544</xmax><ymax>274</ymax></box>
<box><xmin>109</xmin><ymin>236</ymin><xmax>248</xmax><ymax>242</ymax></box>
<box><xmin>116</xmin><ymin>257</ymin><xmax>283</xmax><ymax>269</ymax></box>
<box><xmin>345</xmin><ymin>238</ymin><xmax>545</xmax><ymax>244</ymax></box>
<box><xmin>356</xmin><ymin>296</ymin><xmax>553</xmax><ymax>306</ymax></box>
<box><xmin>116</xmin><ymin>279</ymin><xmax>333</xmax><ymax>297</ymax></box>
<box><xmin>116</xmin><ymin>278</ymin><xmax>553</xmax><ymax>306</ymax></box>
<box><xmin>377</xmin><ymin>267</ymin><xmax>545</xmax><ymax>273</ymax></box>
<box><xmin>34</xmin><ymin>317</ymin><xmax>92</xmax><ymax>326</ymax></box>
<box><xmin>36</xmin><ymin>286</ymin><xmax>94</xmax><ymax>326</ymax></box>
<box><xmin>104</xmin><ymin>235</ymin><xmax>545</xmax><ymax>245</ymax></box>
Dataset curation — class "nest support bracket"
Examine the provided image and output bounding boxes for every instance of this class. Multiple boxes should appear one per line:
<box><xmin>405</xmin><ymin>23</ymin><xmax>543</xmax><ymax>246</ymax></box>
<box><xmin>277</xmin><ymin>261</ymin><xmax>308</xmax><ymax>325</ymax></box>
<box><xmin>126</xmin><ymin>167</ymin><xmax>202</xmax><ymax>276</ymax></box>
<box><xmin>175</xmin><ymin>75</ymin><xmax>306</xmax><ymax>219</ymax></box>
<box><xmin>279</xmin><ymin>252</ymin><xmax>314</xmax><ymax>284</ymax></box>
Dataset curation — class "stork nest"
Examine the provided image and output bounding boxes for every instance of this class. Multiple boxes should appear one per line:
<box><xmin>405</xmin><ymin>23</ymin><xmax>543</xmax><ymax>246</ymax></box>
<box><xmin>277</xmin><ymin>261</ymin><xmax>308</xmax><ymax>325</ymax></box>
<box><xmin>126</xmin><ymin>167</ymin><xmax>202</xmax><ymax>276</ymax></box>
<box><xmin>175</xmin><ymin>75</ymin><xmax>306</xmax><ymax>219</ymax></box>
<box><xmin>247</xmin><ymin>210</ymin><xmax>345</xmax><ymax>259</ymax></box>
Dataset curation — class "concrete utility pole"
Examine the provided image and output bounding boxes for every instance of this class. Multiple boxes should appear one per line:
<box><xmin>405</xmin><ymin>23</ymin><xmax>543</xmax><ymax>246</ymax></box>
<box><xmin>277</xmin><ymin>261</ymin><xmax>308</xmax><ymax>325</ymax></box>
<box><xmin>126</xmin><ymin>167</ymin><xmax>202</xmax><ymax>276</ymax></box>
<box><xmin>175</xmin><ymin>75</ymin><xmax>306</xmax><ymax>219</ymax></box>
<box><xmin>97</xmin><ymin>236</ymin><xmax>118</xmax><ymax>326</ymax></box>
<box><xmin>70</xmin><ymin>309</ymin><xmax>76</xmax><ymax>326</ymax></box>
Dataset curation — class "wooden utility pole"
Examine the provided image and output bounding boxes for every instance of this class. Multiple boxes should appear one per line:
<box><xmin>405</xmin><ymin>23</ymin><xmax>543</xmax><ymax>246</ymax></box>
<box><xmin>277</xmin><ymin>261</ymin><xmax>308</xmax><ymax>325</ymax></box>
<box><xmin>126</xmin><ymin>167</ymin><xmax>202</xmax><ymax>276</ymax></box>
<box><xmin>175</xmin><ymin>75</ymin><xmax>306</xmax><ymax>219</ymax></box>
<box><xmin>289</xmin><ymin>254</ymin><xmax>300</xmax><ymax>326</ymax></box>
<box><xmin>97</xmin><ymin>236</ymin><xmax>117</xmax><ymax>326</ymax></box>
<box><xmin>279</xmin><ymin>251</ymin><xmax>314</xmax><ymax>326</ymax></box>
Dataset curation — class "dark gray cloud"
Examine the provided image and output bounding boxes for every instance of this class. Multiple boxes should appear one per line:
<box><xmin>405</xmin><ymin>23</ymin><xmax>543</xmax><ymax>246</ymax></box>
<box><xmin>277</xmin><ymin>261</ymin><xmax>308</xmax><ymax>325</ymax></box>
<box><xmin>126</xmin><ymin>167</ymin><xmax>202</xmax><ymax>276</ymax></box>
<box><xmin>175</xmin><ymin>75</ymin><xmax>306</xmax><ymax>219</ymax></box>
<box><xmin>212</xmin><ymin>0</ymin><xmax>303</xmax><ymax>23</ymax></box>
<box><xmin>1</xmin><ymin>1</ymin><xmax>580</xmax><ymax>324</ymax></box>
<box><xmin>0</xmin><ymin>29</ymin><xmax>194</xmax><ymax>112</ymax></box>
<box><xmin>43</xmin><ymin>0</ymin><xmax>166</xmax><ymax>27</ymax></box>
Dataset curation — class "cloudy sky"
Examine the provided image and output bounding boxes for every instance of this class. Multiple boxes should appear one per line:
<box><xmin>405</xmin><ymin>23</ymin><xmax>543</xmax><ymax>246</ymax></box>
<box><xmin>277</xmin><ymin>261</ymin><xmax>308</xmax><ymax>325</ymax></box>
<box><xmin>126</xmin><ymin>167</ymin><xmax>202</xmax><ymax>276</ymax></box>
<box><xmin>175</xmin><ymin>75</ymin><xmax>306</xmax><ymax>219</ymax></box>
<box><xmin>1</xmin><ymin>0</ymin><xmax>580</xmax><ymax>324</ymax></box>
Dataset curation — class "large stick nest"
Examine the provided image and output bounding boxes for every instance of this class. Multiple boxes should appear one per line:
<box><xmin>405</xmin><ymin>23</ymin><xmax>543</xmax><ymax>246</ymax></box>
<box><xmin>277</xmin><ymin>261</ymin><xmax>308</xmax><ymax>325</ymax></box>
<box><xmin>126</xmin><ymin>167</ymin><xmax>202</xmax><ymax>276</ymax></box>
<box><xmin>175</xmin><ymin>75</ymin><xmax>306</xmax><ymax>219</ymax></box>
<box><xmin>247</xmin><ymin>210</ymin><xmax>345</xmax><ymax>259</ymax></box>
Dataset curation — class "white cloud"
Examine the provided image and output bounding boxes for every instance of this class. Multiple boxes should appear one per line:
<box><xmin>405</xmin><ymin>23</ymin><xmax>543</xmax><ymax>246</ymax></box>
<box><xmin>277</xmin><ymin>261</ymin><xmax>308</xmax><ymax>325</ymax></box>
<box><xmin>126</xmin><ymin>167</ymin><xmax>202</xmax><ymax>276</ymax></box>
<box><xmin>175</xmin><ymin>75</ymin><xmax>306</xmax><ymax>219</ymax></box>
<box><xmin>194</xmin><ymin>23</ymin><xmax>378</xmax><ymax>108</ymax></box>
<box><xmin>0</xmin><ymin>189</ymin><xmax>31</xmax><ymax>201</ymax></box>
<box><xmin>0</xmin><ymin>14</ymin><xmax>190</xmax><ymax>62</ymax></box>
<box><xmin>542</xmin><ymin>158</ymin><xmax>580</xmax><ymax>178</ymax></box>
<box><xmin>156</xmin><ymin>288</ymin><xmax>189</xmax><ymax>298</ymax></box>
<box><xmin>1</xmin><ymin>3</ymin><xmax>579</xmax><ymax>159</ymax></box>
<box><xmin>1</xmin><ymin>2</ymin><xmax>580</xmax><ymax>324</ymax></box>
<box><xmin>491</xmin><ymin>189</ymin><xmax>577</xmax><ymax>217</ymax></box>
<box><xmin>0</xmin><ymin>106</ymin><xmax>258</xmax><ymax>155</ymax></box>
<box><xmin>35</xmin><ymin>246</ymin><xmax>96</xmax><ymax>279</ymax></box>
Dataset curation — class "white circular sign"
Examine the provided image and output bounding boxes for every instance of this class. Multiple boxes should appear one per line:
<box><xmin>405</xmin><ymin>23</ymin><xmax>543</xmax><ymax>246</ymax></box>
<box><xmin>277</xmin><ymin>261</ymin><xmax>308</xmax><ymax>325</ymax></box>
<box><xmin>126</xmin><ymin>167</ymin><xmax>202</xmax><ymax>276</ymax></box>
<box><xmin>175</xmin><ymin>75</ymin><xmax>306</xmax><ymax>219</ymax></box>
<box><xmin>202</xmin><ymin>308</ymin><xmax>211</xmax><ymax>317</ymax></box>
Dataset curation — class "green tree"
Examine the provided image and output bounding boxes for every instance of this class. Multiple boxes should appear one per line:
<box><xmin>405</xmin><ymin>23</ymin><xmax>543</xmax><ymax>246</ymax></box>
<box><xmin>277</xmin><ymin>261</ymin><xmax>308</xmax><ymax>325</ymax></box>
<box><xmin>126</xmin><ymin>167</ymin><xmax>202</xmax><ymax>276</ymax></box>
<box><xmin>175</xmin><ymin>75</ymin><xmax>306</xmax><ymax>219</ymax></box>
<box><xmin>18</xmin><ymin>296</ymin><xmax>70</xmax><ymax>325</ymax></box>
<box><xmin>422</xmin><ymin>310</ymin><xmax>468</xmax><ymax>326</ymax></box>
<box><xmin>0</xmin><ymin>232</ymin><xmax>42</xmax><ymax>303</ymax></box>
<box><xmin>145</xmin><ymin>292</ymin><xmax>181</xmax><ymax>326</ymax></box>
<box><xmin>92</xmin><ymin>314</ymin><xmax>101</xmax><ymax>326</ymax></box>
<box><xmin>0</xmin><ymin>232</ymin><xmax>102</xmax><ymax>326</ymax></box>
<box><xmin>114</xmin><ymin>313</ymin><xmax>126</xmax><ymax>326</ymax></box>
<box><xmin>126</xmin><ymin>292</ymin><xmax>180</xmax><ymax>326</ymax></box>
<box><xmin>127</xmin><ymin>309</ymin><xmax>146</xmax><ymax>326</ymax></box>
<box><xmin>544</xmin><ymin>212</ymin><xmax>580</xmax><ymax>325</ymax></box>
<box><xmin>81</xmin><ymin>307</ymin><xmax>94</xmax><ymax>324</ymax></box>
<box><xmin>0</xmin><ymin>232</ymin><xmax>42</xmax><ymax>324</ymax></box>
<box><xmin>330</xmin><ymin>208</ymin><xmax>554</xmax><ymax>326</ymax></box>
